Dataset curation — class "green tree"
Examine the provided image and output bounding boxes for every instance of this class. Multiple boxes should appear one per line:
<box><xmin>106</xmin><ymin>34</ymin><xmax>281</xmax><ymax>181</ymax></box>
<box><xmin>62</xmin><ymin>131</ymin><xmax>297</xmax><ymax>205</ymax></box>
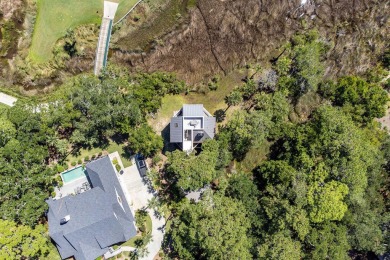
<box><xmin>167</xmin><ymin>139</ymin><xmax>219</xmax><ymax>191</ymax></box>
<box><xmin>0</xmin><ymin>220</ymin><xmax>50</xmax><ymax>259</ymax></box>
<box><xmin>307</xmin><ymin>164</ymin><xmax>349</xmax><ymax>223</ymax></box>
<box><xmin>170</xmin><ymin>193</ymin><xmax>252</xmax><ymax>259</ymax></box>
<box><xmin>225</xmin><ymin>173</ymin><xmax>263</xmax><ymax>241</ymax></box>
<box><xmin>257</xmin><ymin>232</ymin><xmax>302</xmax><ymax>260</ymax></box>
<box><xmin>224</xmin><ymin>89</ymin><xmax>242</xmax><ymax>110</ymax></box>
<box><xmin>127</xmin><ymin>124</ymin><xmax>163</xmax><ymax>157</ymax></box>
<box><xmin>319</xmin><ymin>76</ymin><xmax>388</xmax><ymax>123</ymax></box>
<box><xmin>306</xmin><ymin>223</ymin><xmax>350</xmax><ymax>260</ymax></box>
<box><xmin>307</xmin><ymin>180</ymin><xmax>349</xmax><ymax>223</ymax></box>
<box><xmin>0</xmin><ymin>117</ymin><xmax>16</xmax><ymax>146</ymax></box>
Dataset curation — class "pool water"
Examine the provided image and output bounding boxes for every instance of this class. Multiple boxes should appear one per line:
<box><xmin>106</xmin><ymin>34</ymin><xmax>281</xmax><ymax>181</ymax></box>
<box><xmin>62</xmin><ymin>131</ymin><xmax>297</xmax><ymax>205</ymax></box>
<box><xmin>61</xmin><ymin>167</ymin><xmax>88</xmax><ymax>183</ymax></box>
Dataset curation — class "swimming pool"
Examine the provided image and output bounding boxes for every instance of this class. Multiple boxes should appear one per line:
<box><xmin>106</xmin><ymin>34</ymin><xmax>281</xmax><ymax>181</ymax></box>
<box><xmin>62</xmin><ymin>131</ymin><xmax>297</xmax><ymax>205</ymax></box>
<box><xmin>61</xmin><ymin>167</ymin><xmax>88</xmax><ymax>183</ymax></box>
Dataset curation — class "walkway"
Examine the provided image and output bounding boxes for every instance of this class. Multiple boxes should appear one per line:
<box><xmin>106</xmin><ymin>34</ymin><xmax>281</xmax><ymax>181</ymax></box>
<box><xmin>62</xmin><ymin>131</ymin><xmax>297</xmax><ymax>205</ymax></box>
<box><xmin>0</xmin><ymin>92</ymin><xmax>17</xmax><ymax>106</ymax></box>
<box><xmin>94</xmin><ymin>1</ymin><xmax>118</xmax><ymax>75</ymax></box>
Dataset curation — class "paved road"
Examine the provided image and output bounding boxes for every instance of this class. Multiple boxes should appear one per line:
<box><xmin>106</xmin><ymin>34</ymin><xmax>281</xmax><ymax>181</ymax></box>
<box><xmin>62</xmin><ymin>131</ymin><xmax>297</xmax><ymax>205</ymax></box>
<box><xmin>0</xmin><ymin>92</ymin><xmax>17</xmax><ymax>107</ymax></box>
<box><xmin>119</xmin><ymin>159</ymin><xmax>165</xmax><ymax>260</ymax></box>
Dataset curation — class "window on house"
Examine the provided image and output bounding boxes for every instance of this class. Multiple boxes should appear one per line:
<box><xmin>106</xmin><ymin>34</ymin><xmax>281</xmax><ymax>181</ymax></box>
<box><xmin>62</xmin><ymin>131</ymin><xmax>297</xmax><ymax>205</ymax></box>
<box><xmin>174</xmin><ymin>123</ymin><xmax>178</xmax><ymax>127</ymax></box>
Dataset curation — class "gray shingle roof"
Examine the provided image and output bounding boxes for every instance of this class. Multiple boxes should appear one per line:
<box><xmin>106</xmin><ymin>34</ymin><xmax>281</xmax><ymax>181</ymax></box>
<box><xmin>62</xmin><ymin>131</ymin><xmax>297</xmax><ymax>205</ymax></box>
<box><xmin>47</xmin><ymin>156</ymin><xmax>136</xmax><ymax>260</ymax></box>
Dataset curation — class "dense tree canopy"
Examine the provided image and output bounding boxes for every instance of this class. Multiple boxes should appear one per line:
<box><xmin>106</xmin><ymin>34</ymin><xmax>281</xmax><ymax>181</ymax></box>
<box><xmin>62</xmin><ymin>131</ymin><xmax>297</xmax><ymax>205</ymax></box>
<box><xmin>166</xmin><ymin>140</ymin><xmax>220</xmax><ymax>191</ymax></box>
<box><xmin>170</xmin><ymin>192</ymin><xmax>252</xmax><ymax>260</ymax></box>
<box><xmin>0</xmin><ymin>220</ymin><xmax>50</xmax><ymax>259</ymax></box>
<box><xmin>319</xmin><ymin>76</ymin><xmax>389</xmax><ymax>123</ymax></box>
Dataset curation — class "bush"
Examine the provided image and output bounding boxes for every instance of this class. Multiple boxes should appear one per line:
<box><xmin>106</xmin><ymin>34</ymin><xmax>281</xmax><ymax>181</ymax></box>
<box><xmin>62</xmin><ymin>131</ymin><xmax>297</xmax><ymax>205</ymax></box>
<box><xmin>71</xmin><ymin>161</ymin><xmax>76</xmax><ymax>166</ymax></box>
<box><xmin>98</xmin><ymin>151</ymin><xmax>103</xmax><ymax>156</ymax></box>
<box><xmin>51</xmin><ymin>191</ymin><xmax>56</xmax><ymax>197</ymax></box>
<box><xmin>84</xmin><ymin>155</ymin><xmax>90</xmax><ymax>161</ymax></box>
<box><xmin>91</xmin><ymin>154</ymin><xmax>96</xmax><ymax>159</ymax></box>
<box><xmin>152</xmin><ymin>155</ymin><xmax>161</xmax><ymax>166</ymax></box>
<box><xmin>139</xmin><ymin>225</ymin><xmax>146</xmax><ymax>233</ymax></box>
<box><xmin>57</xmin><ymin>165</ymin><xmax>65</xmax><ymax>173</ymax></box>
<box><xmin>77</xmin><ymin>159</ymin><xmax>82</xmax><ymax>164</ymax></box>
<box><xmin>112</xmin><ymin>158</ymin><xmax>118</xmax><ymax>165</ymax></box>
<box><xmin>115</xmin><ymin>164</ymin><xmax>121</xmax><ymax>172</ymax></box>
<box><xmin>63</xmin><ymin>164</ymin><xmax>69</xmax><ymax>170</ymax></box>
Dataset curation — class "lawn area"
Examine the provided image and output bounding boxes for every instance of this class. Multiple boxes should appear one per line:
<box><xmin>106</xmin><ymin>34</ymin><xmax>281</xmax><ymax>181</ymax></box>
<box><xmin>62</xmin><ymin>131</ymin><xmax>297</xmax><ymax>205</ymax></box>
<box><xmin>121</xmin><ymin>212</ymin><xmax>152</xmax><ymax>247</ymax></box>
<box><xmin>148</xmin><ymin>70</ymin><xmax>244</xmax><ymax>133</ymax></box>
<box><xmin>236</xmin><ymin>141</ymin><xmax>272</xmax><ymax>172</ymax></box>
<box><xmin>115</xmin><ymin>0</ymin><xmax>139</xmax><ymax>22</ymax></box>
<box><xmin>29</xmin><ymin>0</ymin><xmax>138</xmax><ymax>63</ymax></box>
<box><xmin>66</xmin><ymin>140</ymin><xmax>133</xmax><ymax>168</ymax></box>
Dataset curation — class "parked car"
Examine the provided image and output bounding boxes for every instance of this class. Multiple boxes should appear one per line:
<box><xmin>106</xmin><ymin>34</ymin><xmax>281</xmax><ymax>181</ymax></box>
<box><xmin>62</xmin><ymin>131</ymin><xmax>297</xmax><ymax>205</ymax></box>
<box><xmin>136</xmin><ymin>154</ymin><xmax>147</xmax><ymax>177</ymax></box>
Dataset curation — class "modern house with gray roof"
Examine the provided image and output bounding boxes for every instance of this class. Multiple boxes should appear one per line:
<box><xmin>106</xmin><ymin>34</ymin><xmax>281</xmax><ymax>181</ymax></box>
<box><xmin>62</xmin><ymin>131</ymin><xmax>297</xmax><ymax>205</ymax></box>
<box><xmin>46</xmin><ymin>156</ymin><xmax>137</xmax><ymax>260</ymax></box>
<box><xmin>170</xmin><ymin>104</ymin><xmax>216</xmax><ymax>151</ymax></box>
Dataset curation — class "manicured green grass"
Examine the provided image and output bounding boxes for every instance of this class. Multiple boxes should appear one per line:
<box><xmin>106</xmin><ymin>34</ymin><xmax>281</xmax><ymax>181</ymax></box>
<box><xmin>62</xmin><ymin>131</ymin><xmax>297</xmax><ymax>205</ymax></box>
<box><xmin>115</xmin><ymin>0</ymin><xmax>139</xmax><ymax>22</ymax></box>
<box><xmin>122</xmin><ymin>214</ymin><xmax>152</xmax><ymax>247</ymax></box>
<box><xmin>29</xmin><ymin>0</ymin><xmax>138</xmax><ymax>63</ymax></box>
<box><xmin>66</xmin><ymin>140</ymin><xmax>133</xmax><ymax>168</ymax></box>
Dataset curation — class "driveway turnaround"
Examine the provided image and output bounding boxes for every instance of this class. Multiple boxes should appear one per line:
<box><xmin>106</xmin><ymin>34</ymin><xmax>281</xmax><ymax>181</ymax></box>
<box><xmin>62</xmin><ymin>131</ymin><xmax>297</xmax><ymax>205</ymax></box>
<box><xmin>119</xmin><ymin>158</ymin><xmax>166</xmax><ymax>260</ymax></box>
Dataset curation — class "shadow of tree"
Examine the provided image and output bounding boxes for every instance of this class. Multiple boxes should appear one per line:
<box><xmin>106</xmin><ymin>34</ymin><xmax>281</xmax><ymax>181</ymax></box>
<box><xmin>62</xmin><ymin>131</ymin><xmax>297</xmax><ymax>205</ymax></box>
<box><xmin>161</xmin><ymin>123</ymin><xmax>179</xmax><ymax>155</ymax></box>
<box><xmin>214</xmin><ymin>109</ymin><xmax>226</xmax><ymax>123</ymax></box>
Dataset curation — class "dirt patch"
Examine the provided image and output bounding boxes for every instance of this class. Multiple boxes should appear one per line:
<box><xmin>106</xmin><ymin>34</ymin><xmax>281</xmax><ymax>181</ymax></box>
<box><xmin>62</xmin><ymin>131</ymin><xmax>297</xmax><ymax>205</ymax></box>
<box><xmin>113</xmin><ymin>0</ymin><xmax>390</xmax><ymax>84</ymax></box>
<box><xmin>376</xmin><ymin>94</ymin><xmax>390</xmax><ymax>133</ymax></box>
<box><xmin>0</xmin><ymin>0</ymin><xmax>23</xmax><ymax>20</ymax></box>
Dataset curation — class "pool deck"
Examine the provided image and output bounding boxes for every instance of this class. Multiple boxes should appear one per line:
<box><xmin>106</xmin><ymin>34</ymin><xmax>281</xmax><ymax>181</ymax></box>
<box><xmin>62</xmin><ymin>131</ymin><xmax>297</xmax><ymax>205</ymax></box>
<box><xmin>54</xmin><ymin>175</ymin><xmax>90</xmax><ymax>199</ymax></box>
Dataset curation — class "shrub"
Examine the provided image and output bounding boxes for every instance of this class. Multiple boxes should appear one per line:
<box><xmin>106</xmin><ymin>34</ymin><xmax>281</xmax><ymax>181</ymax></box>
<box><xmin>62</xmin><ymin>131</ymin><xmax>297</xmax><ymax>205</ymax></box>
<box><xmin>77</xmin><ymin>159</ymin><xmax>82</xmax><ymax>164</ymax></box>
<box><xmin>57</xmin><ymin>165</ymin><xmax>65</xmax><ymax>173</ymax></box>
<box><xmin>98</xmin><ymin>151</ymin><xmax>103</xmax><ymax>156</ymax></box>
<box><xmin>91</xmin><ymin>154</ymin><xmax>96</xmax><ymax>159</ymax></box>
<box><xmin>152</xmin><ymin>155</ymin><xmax>162</xmax><ymax>166</ymax></box>
<box><xmin>112</xmin><ymin>158</ymin><xmax>118</xmax><ymax>165</ymax></box>
<box><xmin>71</xmin><ymin>161</ymin><xmax>76</xmax><ymax>166</ymax></box>
<box><xmin>84</xmin><ymin>155</ymin><xmax>90</xmax><ymax>161</ymax></box>
<box><xmin>139</xmin><ymin>225</ymin><xmax>146</xmax><ymax>233</ymax></box>
<box><xmin>115</xmin><ymin>164</ymin><xmax>121</xmax><ymax>172</ymax></box>
<box><xmin>51</xmin><ymin>191</ymin><xmax>56</xmax><ymax>197</ymax></box>
<box><xmin>63</xmin><ymin>164</ymin><xmax>69</xmax><ymax>170</ymax></box>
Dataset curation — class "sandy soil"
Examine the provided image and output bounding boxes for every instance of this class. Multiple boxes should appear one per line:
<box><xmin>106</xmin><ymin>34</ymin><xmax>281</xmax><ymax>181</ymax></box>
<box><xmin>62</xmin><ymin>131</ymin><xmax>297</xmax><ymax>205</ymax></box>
<box><xmin>376</xmin><ymin>94</ymin><xmax>390</xmax><ymax>133</ymax></box>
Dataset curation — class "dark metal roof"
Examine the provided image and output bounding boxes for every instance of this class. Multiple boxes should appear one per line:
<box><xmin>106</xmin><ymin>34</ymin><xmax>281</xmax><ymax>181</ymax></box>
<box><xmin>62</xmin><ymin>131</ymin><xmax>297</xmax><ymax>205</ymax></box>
<box><xmin>46</xmin><ymin>156</ymin><xmax>136</xmax><ymax>260</ymax></box>
<box><xmin>170</xmin><ymin>104</ymin><xmax>216</xmax><ymax>144</ymax></box>
<box><xmin>182</xmin><ymin>104</ymin><xmax>205</xmax><ymax>116</ymax></box>
<box><xmin>170</xmin><ymin>117</ymin><xmax>183</xmax><ymax>143</ymax></box>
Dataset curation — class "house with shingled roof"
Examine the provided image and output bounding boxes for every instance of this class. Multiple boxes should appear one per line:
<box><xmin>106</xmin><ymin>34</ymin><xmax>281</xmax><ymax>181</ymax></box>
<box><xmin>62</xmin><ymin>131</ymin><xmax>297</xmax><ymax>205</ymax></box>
<box><xmin>46</xmin><ymin>156</ymin><xmax>136</xmax><ymax>260</ymax></box>
<box><xmin>170</xmin><ymin>104</ymin><xmax>216</xmax><ymax>151</ymax></box>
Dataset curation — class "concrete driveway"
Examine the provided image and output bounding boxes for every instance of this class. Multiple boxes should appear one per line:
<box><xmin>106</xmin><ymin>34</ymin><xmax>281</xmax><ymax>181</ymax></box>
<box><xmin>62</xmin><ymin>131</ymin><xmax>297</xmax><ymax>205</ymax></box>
<box><xmin>119</xmin><ymin>158</ymin><xmax>165</xmax><ymax>260</ymax></box>
<box><xmin>121</xmin><ymin>161</ymin><xmax>152</xmax><ymax>211</ymax></box>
